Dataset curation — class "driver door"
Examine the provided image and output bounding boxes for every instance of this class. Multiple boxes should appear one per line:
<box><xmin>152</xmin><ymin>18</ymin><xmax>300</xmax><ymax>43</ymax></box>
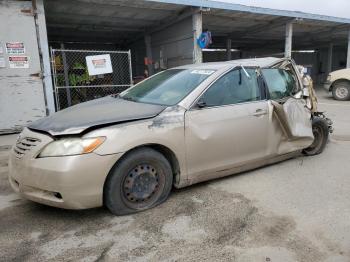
<box><xmin>185</xmin><ymin>68</ymin><xmax>270</xmax><ymax>180</ymax></box>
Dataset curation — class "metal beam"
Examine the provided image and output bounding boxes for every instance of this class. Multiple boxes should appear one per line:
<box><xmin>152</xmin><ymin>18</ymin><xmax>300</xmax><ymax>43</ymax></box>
<box><xmin>60</xmin><ymin>43</ymin><xmax>72</xmax><ymax>107</ymax></box>
<box><xmin>46</xmin><ymin>12</ymin><xmax>158</xmax><ymax>26</ymax></box>
<box><xmin>327</xmin><ymin>42</ymin><xmax>333</xmax><ymax>74</ymax></box>
<box><xmin>73</xmin><ymin>0</ymin><xmax>179</xmax><ymax>11</ymax></box>
<box><xmin>32</xmin><ymin>0</ymin><xmax>56</xmax><ymax>115</ymax></box>
<box><xmin>146</xmin><ymin>0</ymin><xmax>350</xmax><ymax>24</ymax></box>
<box><xmin>144</xmin><ymin>34</ymin><xmax>154</xmax><ymax>75</ymax></box>
<box><xmin>226</xmin><ymin>38</ymin><xmax>232</xmax><ymax>60</ymax></box>
<box><xmin>285</xmin><ymin>21</ymin><xmax>293</xmax><ymax>58</ymax></box>
<box><xmin>47</xmin><ymin>23</ymin><xmax>144</xmax><ymax>33</ymax></box>
<box><xmin>347</xmin><ymin>29</ymin><xmax>350</xmax><ymax>68</ymax></box>
<box><xmin>233</xmin><ymin>17</ymin><xmax>294</xmax><ymax>39</ymax></box>
<box><xmin>192</xmin><ymin>10</ymin><xmax>203</xmax><ymax>63</ymax></box>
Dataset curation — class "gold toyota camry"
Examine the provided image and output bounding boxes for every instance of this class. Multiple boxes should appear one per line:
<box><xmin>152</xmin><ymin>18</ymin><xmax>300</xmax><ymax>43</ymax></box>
<box><xmin>9</xmin><ymin>57</ymin><xmax>332</xmax><ymax>215</ymax></box>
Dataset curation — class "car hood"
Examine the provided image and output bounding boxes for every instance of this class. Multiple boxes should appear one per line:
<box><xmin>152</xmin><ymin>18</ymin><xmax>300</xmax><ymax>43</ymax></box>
<box><xmin>28</xmin><ymin>96</ymin><xmax>166</xmax><ymax>136</ymax></box>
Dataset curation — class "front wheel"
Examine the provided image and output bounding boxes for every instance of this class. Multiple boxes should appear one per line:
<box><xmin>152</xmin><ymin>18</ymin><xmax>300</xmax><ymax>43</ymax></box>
<box><xmin>332</xmin><ymin>81</ymin><xmax>350</xmax><ymax>101</ymax></box>
<box><xmin>303</xmin><ymin>117</ymin><xmax>329</xmax><ymax>156</ymax></box>
<box><xmin>104</xmin><ymin>147</ymin><xmax>173</xmax><ymax>215</ymax></box>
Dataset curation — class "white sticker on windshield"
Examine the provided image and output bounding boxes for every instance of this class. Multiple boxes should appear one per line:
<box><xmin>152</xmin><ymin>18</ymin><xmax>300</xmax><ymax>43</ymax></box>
<box><xmin>190</xmin><ymin>69</ymin><xmax>215</xmax><ymax>75</ymax></box>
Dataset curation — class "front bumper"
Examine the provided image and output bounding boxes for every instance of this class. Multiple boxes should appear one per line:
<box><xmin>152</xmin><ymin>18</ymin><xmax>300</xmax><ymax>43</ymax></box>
<box><xmin>8</xmin><ymin>129</ymin><xmax>123</xmax><ymax>209</ymax></box>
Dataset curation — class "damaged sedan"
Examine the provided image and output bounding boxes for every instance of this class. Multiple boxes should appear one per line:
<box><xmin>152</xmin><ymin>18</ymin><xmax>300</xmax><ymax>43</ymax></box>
<box><xmin>9</xmin><ymin>57</ymin><xmax>332</xmax><ymax>215</ymax></box>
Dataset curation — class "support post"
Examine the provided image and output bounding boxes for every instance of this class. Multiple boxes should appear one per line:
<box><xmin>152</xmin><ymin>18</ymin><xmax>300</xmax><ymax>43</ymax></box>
<box><xmin>144</xmin><ymin>34</ymin><xmax>154</xmax><ymax>75</ymax></box>
<box><xmin>327</xmin><ymin>43</ymin><xmax>333</xmax><ymax>74</ymax></box>
<box><xmin>284</xmin><ymin>21</ymin><xmax>293</xmax><ymax>58</ymax></box>
<box><xmin>192</xmin><ymin>10</ymin><xmax>203</xmax><ymax>64</ymax></box>
<box><xmin>226</xmin><ymin>38</ymin><xmax>232</xmax><ymax>61</ymax></box>
<box><xmin>60</xmin><ymin>43</ymin><xmax>72</xmax><ymax>108</ymax></box>
<box><xmin>33</xmin><ymin>0</ymin><xmax>56</xmax><ymax>114</ymax></box>
<box><xmin>347</xmin><ymin>28</ymin><xmax>350</xmax><ymax>68</ymax></box>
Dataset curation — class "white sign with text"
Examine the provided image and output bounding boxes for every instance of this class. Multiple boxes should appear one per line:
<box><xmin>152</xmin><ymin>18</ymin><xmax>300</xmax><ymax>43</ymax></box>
<box><xmin>86</xmin><ymin>54</ymin><xmax>113</xmax><ymax>76</ymax></box>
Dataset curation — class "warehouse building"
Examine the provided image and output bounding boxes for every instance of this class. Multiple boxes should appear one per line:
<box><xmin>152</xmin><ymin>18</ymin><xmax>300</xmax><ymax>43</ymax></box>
<box><xmin>1</xmin><ymin>0</ymin><xmax>350</xmax><ymax>133</ymax></box>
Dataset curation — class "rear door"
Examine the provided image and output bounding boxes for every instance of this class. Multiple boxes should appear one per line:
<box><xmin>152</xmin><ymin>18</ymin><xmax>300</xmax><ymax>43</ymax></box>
<box><xmin>185</xmin><ymin>68</ymin><xmax>270</xmax><ymax>179</ymax></box>
<box><xmin>261</xmin><ymin>67</ymin><xmax>314</xmax><ymax>154</ymax></box>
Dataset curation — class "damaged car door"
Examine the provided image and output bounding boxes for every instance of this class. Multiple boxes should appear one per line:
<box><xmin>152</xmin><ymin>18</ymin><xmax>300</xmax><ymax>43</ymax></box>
<box><xmin>185</xmin><ymin>68</ymin><xmax>270</xmax><ymax>181</ymax></box>
<box><xmin>261</xmin><ymin>66</ymin><xmax>314</xmax><ymax>155</ymax></box>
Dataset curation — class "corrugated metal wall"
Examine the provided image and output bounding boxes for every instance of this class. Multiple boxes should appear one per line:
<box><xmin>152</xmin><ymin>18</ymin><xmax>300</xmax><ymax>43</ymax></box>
<box><xmin>0</xmin><ymin>0</ymin><xmax>46</xmax><ymax>134</ymax></box>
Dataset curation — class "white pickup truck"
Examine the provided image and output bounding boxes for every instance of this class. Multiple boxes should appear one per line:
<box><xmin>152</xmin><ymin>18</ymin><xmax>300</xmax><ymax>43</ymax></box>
<box><xmin>324</xmin><ymin>68</ymin><xmax>350</xmax><ymax>100</ymax></box>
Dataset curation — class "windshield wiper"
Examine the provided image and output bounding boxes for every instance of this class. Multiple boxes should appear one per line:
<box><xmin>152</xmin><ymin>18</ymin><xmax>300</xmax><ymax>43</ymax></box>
<box><xmin>119</xmin><ymin>95</ymin><xmax>138</xmax><ymax>102</ymax></box>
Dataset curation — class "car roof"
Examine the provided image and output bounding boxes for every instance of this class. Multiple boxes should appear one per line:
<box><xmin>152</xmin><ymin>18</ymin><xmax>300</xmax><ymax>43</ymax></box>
<box><xmin>174</xmin><ymin>57</ymin><xmax>284</xmax><ymax>70</ymax></box>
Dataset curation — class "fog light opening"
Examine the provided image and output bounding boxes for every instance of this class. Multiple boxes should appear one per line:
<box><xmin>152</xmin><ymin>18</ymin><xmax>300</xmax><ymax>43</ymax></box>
<box><xmin>54</xmin><ymin>192</ymin><xmax>62</xmax><ymax>199</ymax></box>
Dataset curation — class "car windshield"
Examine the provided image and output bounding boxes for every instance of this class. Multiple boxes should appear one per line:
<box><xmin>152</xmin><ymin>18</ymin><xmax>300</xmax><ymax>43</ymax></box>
<box><xmin>119</xmin><ymin>69</ymin><xmax>216</xmax><ymax>106</ymax></box>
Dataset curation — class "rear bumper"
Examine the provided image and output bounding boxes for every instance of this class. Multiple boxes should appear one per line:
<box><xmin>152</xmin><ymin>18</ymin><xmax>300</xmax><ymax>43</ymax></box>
<box><xmin>324</xmin><ymin>81</ymin><xmax>332</xmax><ymax>92</ymax></box>
<box><xmin>9</xmin><ymin>149</ymin><xmax>123</xmax><ymax>209</ymax></box>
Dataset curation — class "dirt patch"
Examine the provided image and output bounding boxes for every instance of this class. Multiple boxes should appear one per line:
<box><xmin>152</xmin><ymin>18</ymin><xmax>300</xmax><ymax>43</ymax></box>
<box><xmin>331</xmin><ymin>135</ymin><xmax>350</xmax><ymax>142</ymax></box>
<box><xmin>0</xmin><ymin>145</ymin><xmax>12</xmax><ymax>152</ymax></box>
<box><xmin>0</xmin><ymin>158</ymin><xmax>8</xmax><ymax>168</ymax></box>
<box><xmin>0</xmin><ymin>184</ymin><xmax>339</xmax><ymax>261</ymax></box>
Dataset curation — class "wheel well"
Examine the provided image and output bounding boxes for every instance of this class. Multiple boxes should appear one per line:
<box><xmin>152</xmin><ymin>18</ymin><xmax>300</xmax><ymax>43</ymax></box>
<box><xmin>102</xmin><ymin>144</ymin><xmax>181</xmax><ymax>206</ymax></box>
<box><xmin>145</xmin><ymin>144</ymin><xmax>181</xmax><ymax>183</ymax></box>
<box><xmin>330</xmin><ymin>79</ymin><xmax>350</xmax><ymax>91</ymax></box>
<box><xmin>107</xmin><ymin>144</ymin><xmax>181</xmax><ymax>184</ymax></box>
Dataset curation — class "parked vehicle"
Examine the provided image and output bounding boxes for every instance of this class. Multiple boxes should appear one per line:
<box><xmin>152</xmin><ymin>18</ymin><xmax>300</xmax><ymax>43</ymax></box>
<box><xmin>324</xmin><ymin>68</ymin><xmax>350</xmax><ymax>100</ymax></box>
<box><xmin>9</xmin><ymin>57</ymin><xmax>332</xmax><ymax>215</ymax></box>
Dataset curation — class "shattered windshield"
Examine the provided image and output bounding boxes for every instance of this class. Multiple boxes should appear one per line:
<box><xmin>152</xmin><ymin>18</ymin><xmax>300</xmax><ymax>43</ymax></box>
<box><xmin>119</xmin><ymin>69</ymin><xmax>215</xmax><ymax>106</ymax></box>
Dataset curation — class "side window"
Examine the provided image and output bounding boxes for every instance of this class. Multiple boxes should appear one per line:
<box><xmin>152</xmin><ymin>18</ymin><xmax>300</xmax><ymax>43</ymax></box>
<box><xmin>201</xmin><ymin>68</ymin><xmax>260</xmax><ymax>107</ymax></box>
<box><xmin>261</xmin><ymin>69</ymin><xmax>298</xmax><ymax>99</ymax></box>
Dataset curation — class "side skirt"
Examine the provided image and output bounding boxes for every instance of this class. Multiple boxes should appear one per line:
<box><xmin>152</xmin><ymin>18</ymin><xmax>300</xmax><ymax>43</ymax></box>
<box><xmin>178</xmin><ymin>151</ymin><xmax>301</xmax><ymax>188</ymax></box>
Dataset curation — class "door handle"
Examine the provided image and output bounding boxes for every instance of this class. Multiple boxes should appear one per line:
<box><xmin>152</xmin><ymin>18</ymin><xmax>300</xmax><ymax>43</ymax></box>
<box><xmin>253</xmin><ymin>109</ymin><xmax>267</xmax><ymax>116</ymax></box>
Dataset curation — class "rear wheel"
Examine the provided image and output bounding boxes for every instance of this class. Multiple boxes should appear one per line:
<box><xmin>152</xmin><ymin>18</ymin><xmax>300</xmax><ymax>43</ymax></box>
<box><xmin>303</xmin><ymin>117</ymin><xmax>329</xmax><ymax>156</ymax></box>
<box><xmin>332</xmin><ymin>81</ymin><xmax>350</xmax><ymax>101</ymax></box>
<box><xmin>104</xmin><ymin>147</ymin><xmax>173</xmax><ymax>215</ymax></box>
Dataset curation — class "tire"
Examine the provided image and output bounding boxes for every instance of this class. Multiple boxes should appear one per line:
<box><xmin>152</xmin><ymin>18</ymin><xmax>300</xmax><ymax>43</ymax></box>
<box><xmin>332</xmin><ymin>81</ymin><xmax>350</xmax><ymax>101</ymax></box>
<box><xmin>104</xmin><ymin>147</ymin><xmax>173</xmax><ymax>215</ymax></box>
<box><xmin>303</xmin><ymin>117</ymin><xmax>329</xmax><ymax>156</ymax></box>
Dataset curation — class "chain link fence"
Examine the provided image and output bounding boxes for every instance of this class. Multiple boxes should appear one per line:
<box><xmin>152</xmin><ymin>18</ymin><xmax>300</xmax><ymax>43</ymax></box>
<box><xmin>51</xmin><ymin>49</ymin><xmax>133</xmax><ymax>110</ymax></box>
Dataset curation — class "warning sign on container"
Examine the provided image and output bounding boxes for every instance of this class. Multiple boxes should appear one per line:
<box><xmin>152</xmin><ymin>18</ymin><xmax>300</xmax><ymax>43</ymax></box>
<box><xmin>9</xmin><ymin>56</ymin><xmax>29</xmax><ymax>69</ymax></box>
<box><xmin>6</xmin><ymin>42</ymin><xmax>25</xmax><ymax>55</ymax></box>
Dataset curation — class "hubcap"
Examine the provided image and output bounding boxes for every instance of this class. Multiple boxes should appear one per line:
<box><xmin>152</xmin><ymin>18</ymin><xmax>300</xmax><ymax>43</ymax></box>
<box><xmin>122</xmin><ymin>164</ymin><xmax>160</xmax><ymax>205</ymax></box>
<box><xmin>335</xmin><ymin>86</ymin><xmax>348</xmax><ymax>99</ymax></box>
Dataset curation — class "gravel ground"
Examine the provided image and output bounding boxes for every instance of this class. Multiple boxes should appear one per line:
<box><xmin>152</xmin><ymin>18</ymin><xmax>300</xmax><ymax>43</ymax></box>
<box><xmin>0</xmin><ymin>88</ymin><xmax>349</xmax><ymax>262</ymax></box>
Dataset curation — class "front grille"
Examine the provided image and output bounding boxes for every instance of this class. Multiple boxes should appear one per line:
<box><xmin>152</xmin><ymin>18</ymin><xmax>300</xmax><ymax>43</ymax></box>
<box><xmin>14</xmin><ymin>137</ymin><xmax>41</xmax><ymax>159</ymax></box>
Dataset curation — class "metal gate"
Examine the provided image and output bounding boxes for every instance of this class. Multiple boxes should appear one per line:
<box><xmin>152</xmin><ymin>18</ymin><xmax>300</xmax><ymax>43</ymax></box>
<box><xmin>50</xmin><ymin>49</ymin><xmax>133</xmax><ymax>110</ymax></box>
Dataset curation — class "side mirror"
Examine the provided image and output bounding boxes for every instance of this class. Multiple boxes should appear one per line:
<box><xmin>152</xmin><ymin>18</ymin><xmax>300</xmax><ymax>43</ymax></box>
<box><xmin>196</xmin><ymin>99</ymin><xmax>207</xmax><ymax>109</ymax></box>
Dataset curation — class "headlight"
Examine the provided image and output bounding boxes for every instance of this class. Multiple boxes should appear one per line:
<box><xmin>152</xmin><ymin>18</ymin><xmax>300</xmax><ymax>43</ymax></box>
<box><xmin>38</xmin><ymin>137</ymin><xmax>105</xmax><ymax>158</ymax></box>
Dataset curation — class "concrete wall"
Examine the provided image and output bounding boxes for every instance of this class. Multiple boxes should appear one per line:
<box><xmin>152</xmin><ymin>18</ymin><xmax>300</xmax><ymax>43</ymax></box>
<box><xmin>150</xmin><ymin>17</ymin><xmax>194</xmax><ymax>71</ymax></box>
<box><xmin>0</xmin><ymin>0</ymin><xmax>46</xmax><ymax>133</ymax></box>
